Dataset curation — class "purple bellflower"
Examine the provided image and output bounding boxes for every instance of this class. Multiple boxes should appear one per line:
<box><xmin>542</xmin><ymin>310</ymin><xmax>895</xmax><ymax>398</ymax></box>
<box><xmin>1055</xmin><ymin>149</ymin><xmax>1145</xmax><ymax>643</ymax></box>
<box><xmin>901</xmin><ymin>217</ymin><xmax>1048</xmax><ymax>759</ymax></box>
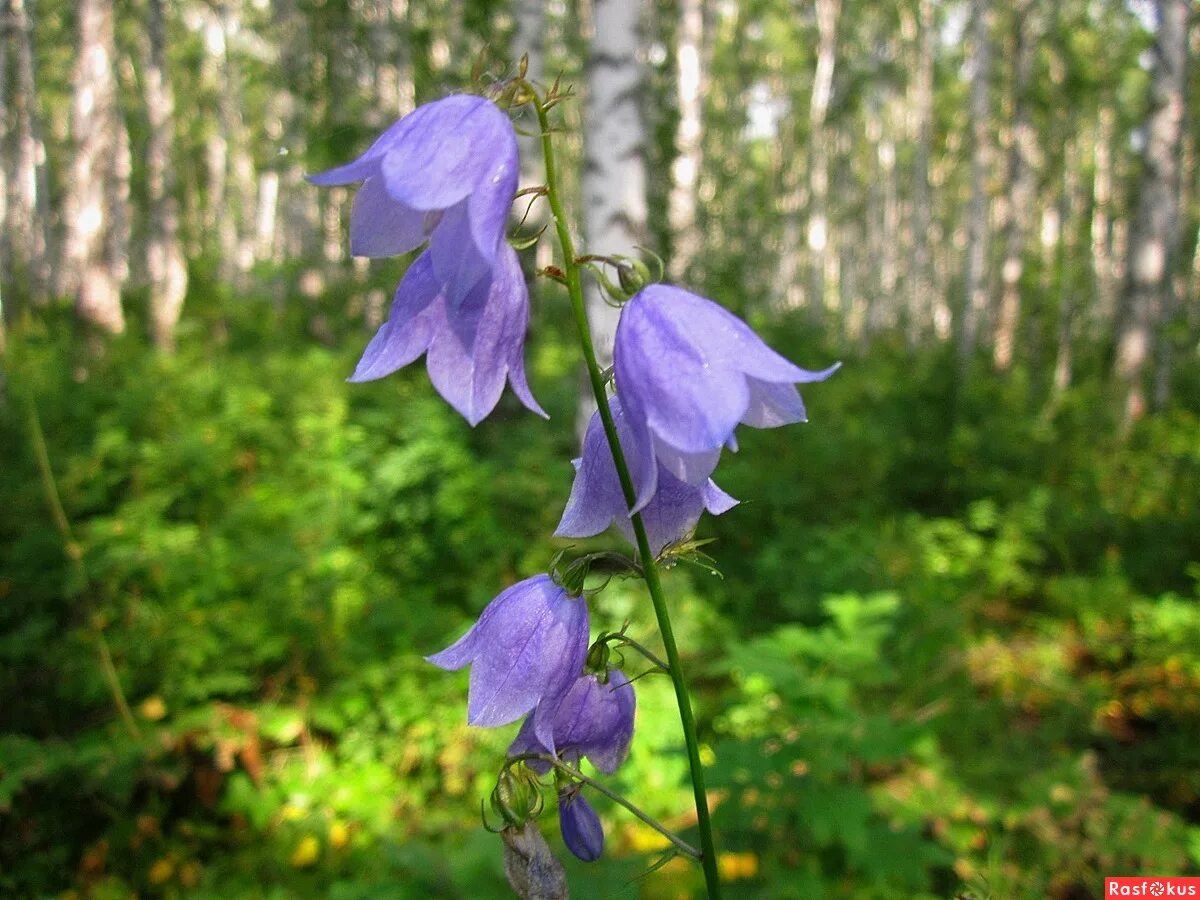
<box><xmin>348</xmin><ymin>243</ymin><xmax>545</xmax><ymax>425</ymax></box>
<box><xmin>555</xmin><ymin>396</ymin><xmax>737</xmax><ymax>554</ymax></box>
<box><xmin>614</xmin><ymin>285</ymin><xmax>840</xmax><ymax>510</ymax></box>
<box><xmin>306</xmin><ymin>94</ymin><xmax>518</xmax><ymax>304</ymax></box>
<box><xmin>508</xmin><ymin>668</ymin><xmax>636</xmax><ymax>774</ymax></box>
<box><xmin>427</xmin><ymin>575</ymin><xmax>589</xmax><ymax>728</ymax></box>
<box><xmin>558</xmin><ymin>788</ymin><xmax>605</xmax><ymax>862</ymax></box>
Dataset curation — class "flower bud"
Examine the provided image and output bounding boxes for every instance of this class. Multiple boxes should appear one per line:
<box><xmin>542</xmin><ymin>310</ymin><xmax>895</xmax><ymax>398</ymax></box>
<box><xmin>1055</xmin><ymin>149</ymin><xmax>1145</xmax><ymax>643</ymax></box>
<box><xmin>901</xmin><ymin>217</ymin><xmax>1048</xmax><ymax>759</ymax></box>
<box><xmin>558</xmin><ymin>790</ymin><xmax>604</xmax><ymax>862</ymax></box>
<box><xmin>616</xmin><ymin>258</ymin><xmax>652</xmax><ymax>295</ymax></box>
<box><xmin>585</xmin><ymin>639</ymin><xmax>611</xmax><ymax>675</ymax></box>
<box><xmin>491</xmin><ymin>765</ymin><xmax>544</xmax><ymax>828</ymax></box>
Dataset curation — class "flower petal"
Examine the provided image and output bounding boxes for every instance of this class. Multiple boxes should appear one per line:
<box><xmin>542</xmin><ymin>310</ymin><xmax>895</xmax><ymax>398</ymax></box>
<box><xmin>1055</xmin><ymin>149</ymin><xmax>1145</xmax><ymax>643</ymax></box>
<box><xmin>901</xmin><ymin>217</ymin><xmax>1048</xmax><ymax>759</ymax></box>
<box><xmin>429</xmin><ymin>201</ymin><xmax>492</xmax><ymax>305</ymax></box>
<box><xmin>702</xmin><ymin>480</ymin><xmax>740</xmax><ymax>516</ymax></box>
<box><xmin>616</xmin><ymin>294</ymin><xmax>751</xmax><ymax>453</ymax></box>
<box><xmin>380</xmin><ymin>95</ymin><xmax>507</xmax><ymax>211</ymax></box>
<box><xmin>424</xmin><ymin>245</ymin><xmax>535</xmax><ymax>425</ymax></box>
<box><xmin>348</xmin><ymin>176</ymin><xmax>429</xmax><ymax>258</ymax></box>
<box><xmin>348</xmin><ymin>253</ymin><xmax>442</xmax><ymax>382</ymax></box>
<box><xmin>462</xmin><ymin>577</ymin><xmax>588</xmax><ymax>728</ymax></box>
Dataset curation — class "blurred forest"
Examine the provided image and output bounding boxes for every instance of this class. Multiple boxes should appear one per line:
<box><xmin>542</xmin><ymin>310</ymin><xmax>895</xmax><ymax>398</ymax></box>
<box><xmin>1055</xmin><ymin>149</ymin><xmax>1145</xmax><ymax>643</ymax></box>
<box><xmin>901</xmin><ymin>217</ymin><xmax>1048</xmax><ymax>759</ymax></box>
<box><xmin>1</xmin><ymin>0</ymin><xmax>1198</xmax><ymax>897</ymax></box>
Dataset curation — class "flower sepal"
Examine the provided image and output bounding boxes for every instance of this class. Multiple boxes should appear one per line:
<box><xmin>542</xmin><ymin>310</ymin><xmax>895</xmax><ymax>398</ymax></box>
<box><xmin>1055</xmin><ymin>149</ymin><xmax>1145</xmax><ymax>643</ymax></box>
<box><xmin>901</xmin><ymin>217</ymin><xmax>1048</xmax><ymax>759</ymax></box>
<box><xmin>550</xmin><ymin>548</ymin><xmax>641</xmax><ymax>598</ymax></box>
<box><xmin>578</xmin><ymin>252</ymin><xmax>660</xmax><ymax>305</ymax></box>
<box><xmin>484</xmin><ymin>763</ymin><xmax>546</xmax><ymax>832</ymax></box>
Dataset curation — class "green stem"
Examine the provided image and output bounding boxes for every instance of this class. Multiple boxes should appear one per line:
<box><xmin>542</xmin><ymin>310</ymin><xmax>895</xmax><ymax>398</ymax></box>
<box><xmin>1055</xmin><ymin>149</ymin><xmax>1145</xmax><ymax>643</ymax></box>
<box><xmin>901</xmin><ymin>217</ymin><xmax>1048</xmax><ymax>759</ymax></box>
<box><xmin>610</xmin><ymin>634</ymin><xmax>670</xmax><ymax>673</ymax></box>
<box><xmin>507</xmin><ymin>753</ymin><xmax>700</xmax><ymax>860</ymax></box>
<box><xmin>20</xmin><ymin>380</ymin><xmax>141</xmax><ymax>741</ymax></box>
<box><xmin>534</xmin><ymin>95</ymin><xmax>723</xmax><ymax>898</ymax></box>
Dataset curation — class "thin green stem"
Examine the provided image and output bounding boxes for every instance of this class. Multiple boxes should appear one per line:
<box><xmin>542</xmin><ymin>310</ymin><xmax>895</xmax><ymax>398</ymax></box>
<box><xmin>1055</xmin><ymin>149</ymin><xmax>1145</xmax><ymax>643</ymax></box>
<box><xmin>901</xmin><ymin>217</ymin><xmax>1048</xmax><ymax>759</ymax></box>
<box><xmin>610</xmin><ymin>634</ymin><xmax>670</xmax><ymax>673</ymax></box>
<box><xmin>20</xmin><ymin>379</ymin><xmax>141</xmax><ymax>741</ymax></box>
<box><xmin>507</xmin><ymin>753</ymin><xmax>700</xmax><ymax>860</ymax></box>
<box><xmin>534</xmin><ymin>95</ymin><xmax>723</xmax><ymax>898</ymax></box>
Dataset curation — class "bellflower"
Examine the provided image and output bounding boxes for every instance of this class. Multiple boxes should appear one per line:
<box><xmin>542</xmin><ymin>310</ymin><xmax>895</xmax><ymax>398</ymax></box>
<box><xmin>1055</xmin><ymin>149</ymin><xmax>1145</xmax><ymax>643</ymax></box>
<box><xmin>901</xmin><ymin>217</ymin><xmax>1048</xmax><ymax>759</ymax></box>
<box><xmin>348</xmin><ymin>243</ymin><xmax>545</xmax><ymax>425</ymax></box>
<box><xmin>508</xmin><ymin>668</ymin><xmax>636</xmax><ymax>773</ymax></box>
<box><xmin>307</xmin><ymin>94</ymin><xmax>518</xmax><ymax>303</ymax></box>
<box><xmin>614</xmin><ymin>284</ymin><xmax>840</xmax><ymax>509</ymax></box>
<box><xmin>558</xmin><ymin>788</ymin><xmax>604</xmax><ymax>862</ymax></box>
<box><xmin>427</xmin><ymin>575</ymin><xmax>589</xmax><ymax>728</ymax></box>
<box><xmin>555</xmin><ymin>397</ymin><xmax>737</xmax><ymax>554</ymax></box>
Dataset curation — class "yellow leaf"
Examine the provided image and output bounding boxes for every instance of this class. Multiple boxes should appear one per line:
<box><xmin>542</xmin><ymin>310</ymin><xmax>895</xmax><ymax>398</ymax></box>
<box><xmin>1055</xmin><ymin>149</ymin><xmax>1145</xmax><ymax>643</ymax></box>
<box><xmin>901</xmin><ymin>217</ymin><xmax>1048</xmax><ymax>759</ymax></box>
<box><xmin>717</xmin><ymin>852</ymin><xmax>758</xmax><ymax>880</ymax></box>
<box><xmin>148</xmin><ymin>858</ymin><xmax>174</xmax><ymax>885</ymax></box>
<box><xmin>139</xmin><ymin>696</ymin><xmax>167</xmax><ymax>721</ymax></box>
<box><xmin>329</xmin><ymin>820</ymin><xmax>350</xmax><ymax>849</ymax></box>
<box><xmin>290</xmin><ymin>835</ymin><xmax>320</xmax><ymax>868</ymax></box>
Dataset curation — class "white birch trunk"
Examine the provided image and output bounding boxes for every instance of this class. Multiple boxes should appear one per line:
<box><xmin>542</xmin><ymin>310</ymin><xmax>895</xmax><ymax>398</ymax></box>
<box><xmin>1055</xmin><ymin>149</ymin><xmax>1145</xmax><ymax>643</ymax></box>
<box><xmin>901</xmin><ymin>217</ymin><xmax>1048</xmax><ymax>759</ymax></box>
<box><xmin>62</xmin><ymin>0</ymin><xmax>124</xmax><ymax>333</ymax></box>
<box><xmin>145</xmin><ymin>0</ymin><xmax>188</xmax><ymax>349</ymax></box>
<box><xmin>958</xmin><ymin>0</ymin><xmax>993</xmax><ymax>375</ymax></box>
<box><xmin>581</xmin><ymin>0</ymin><xmax>647</xmax><ymax>387</ymax></box>
<box><xmin>908</xmin><ymin>0</ymin><xmax>937</xmax><ymax>342</ymax></box>
<box><xmin>993</xmin><ymin>0</ymin><xmax>1037</xmax><ymax>371</ymax></box>
<box><xmin>1114</xmin><ymin>0</ymin><xmax>1189</xmax><ymax>423</ymax></box>
<box><xmin>806</xmin><ymin>0</ymin><xmax>840</xmax><ymax>321</ymax></box>
<box><xmin>667</xmin><ymin>0</ymin><xmax>704</xmax><ymax>280</ymax></box>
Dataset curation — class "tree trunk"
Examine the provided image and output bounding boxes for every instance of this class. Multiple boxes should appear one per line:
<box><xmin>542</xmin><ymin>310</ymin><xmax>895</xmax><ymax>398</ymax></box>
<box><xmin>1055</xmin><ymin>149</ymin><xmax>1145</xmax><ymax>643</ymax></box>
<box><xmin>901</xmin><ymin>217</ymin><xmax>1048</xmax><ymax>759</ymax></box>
<box><xmin>908</xmin><ymin>0</ymin><xmax>940</xmax><ymax>342</ymax></box>
<box><xmin>806</xmin><ymin>0</ymin><xmax>840</xmax><ymax>322</ymax></box>
<box><xmin>0</xmin><ymin>2</ymin><xmax>8</xmax><ymax>335</ymax></box>
<box><xmin>202</xmin><ymin>0</ymin><xmax>255</xmax><ymax>283</ymax></box>
<box><xmin>512</xmin><ymin>0</ymin><xmax>551</xmax><ymax>270</ymax></box>
<box><xmin>62</xmin><ymin>0</ymin><xmax>125</xmax><ymax>333</ymax></box>
<box><xmin>667</xmin><ymin>0</ymin><xmax>703</xmax><ymax>280</ymax></box>
<box><xmin>958</xmin><ymin>0</ymin><xmax>993</xmax><ymax>376</ymax></box>
<box><xmin>581</xmin><ymin>0</ymin><xmax>647</xmax><ymax>427</ymax></box>
<box><xmin>371</xmin><ymin>0</ymin><xmax>415</xmax><ymax>122</ymax></box>
<box><xmin>4</xmin><ymin>0</ymin><xmax>50</xmax><ymax>305</ymax></box>
<box><xmin>144</xmin><ymin>0</ymin><xmax>188</xmax><ymax>349</ymax></box>
<box><xmin>1114</xmin><ymin>0</ymin><xmax>1189</xmax><ymax>424</ymax></box>
<box><xmin>1090</xmin><ymin>104</ymin><xmax>1117</xmax><ymax>327</ymax></box>
<box><xmin>993</xmin><ymin>0</ymin><xmax>1037</xmax><ymax>371</ymax></box>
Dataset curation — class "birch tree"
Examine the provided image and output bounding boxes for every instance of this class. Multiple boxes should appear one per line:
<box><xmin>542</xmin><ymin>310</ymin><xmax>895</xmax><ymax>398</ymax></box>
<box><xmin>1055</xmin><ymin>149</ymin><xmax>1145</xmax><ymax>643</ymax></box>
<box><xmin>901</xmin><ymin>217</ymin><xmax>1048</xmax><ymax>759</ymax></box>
<box><xmin>581</xmin><ymin>0</ymin><xmax>647</xmax><ymax>378</ymax></box>
<box><xmin>993</xmin><ymin>0</ymin><xmax>1038</xmax><ymax>371</ymax></box>
<box><xmin>62</xmin><ymin>0</ymin><xmax>125</xmax><ymax>333</ymax></box>
<box><xmin>1114</xmin><ymin>0</ymin><xmax>1190</xmax><ymax>422</ymax></box>
<box><xmin>145</xmin><ymin>0</ymin><xmax>188</xmax><ymax>349</ymax></box>
<box><xmin>667</xmin><ymin>0</ymin><xmax>704</xmax><ymax>280</ymax></box>
<box><xmin>958</xmin><ymin>0</ymin><xmax>994</xmax><ymax>376</ymax></box>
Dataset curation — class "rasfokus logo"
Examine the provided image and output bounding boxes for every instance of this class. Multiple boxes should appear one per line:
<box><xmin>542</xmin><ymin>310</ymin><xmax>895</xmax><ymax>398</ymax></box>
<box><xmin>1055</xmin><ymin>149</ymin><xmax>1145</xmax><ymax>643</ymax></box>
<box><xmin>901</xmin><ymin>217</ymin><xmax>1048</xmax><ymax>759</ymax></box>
<box><xmin>1106</xmin><ymin>878</ymin><xmax>1200</xmax><ymax>896</ymax></box>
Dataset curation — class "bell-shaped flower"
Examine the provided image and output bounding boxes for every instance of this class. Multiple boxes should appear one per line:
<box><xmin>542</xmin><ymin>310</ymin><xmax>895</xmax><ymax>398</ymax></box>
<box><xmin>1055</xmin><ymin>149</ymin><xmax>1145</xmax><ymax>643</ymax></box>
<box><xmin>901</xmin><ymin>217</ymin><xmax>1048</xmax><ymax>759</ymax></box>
<box><xmin>427</xmin><ymin>575</ymin><xmax>589</xmax><ymax>728</ymax></box>
<box><xmin>508</xmin><ymin>668</ymin><xmax>636</xmax><ymax>775</ymax></box>
<box><xmin>614</xmin><ymin>285</ymin><xmax>840</xmax><ymax>510</ymax></box>
<box><xmin>558</xmin><ymin>788</ymin><xmax>604</xmax><ymax>862</ymax></box>
<box><xmin>555</xmin><ymin>397</ymin><xmax>737</xmax><ymax>554</ymax></box>
<box><xmin>348</xmin><ymin>243</ymin><xmax>545</xmax><ymax>425</ymax></box>
<box><xmin>307</xmin><ymin>94</ymin><xmax>518</xmax><ymax>303</ymax></box>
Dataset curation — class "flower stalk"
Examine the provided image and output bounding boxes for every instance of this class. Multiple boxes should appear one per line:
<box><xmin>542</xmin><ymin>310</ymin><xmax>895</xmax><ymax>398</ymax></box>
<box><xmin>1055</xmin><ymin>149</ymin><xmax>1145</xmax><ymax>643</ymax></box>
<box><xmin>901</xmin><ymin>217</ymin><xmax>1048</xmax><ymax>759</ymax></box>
<box><xmin>533</xmin><ymin>92</ymin><xmax>724</xmax><ymax>898</ymax></box>
<box><xmin>506</xmin><ymin>753</ymin><xmax>700</xmax><ymax>861</ymax></box>
<box><xmin>19</xmin><ymin>377</ymin><xmax>141</xmax><ymax>741</ymax></box>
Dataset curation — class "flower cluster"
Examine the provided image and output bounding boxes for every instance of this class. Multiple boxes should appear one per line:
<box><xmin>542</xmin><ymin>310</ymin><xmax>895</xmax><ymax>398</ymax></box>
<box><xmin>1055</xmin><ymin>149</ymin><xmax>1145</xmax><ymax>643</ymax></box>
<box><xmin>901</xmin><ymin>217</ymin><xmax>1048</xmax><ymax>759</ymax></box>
<box><xmin>312</xmin><ymin>87</ymin><xmax>836</xmax><ymax>869</ymax></box>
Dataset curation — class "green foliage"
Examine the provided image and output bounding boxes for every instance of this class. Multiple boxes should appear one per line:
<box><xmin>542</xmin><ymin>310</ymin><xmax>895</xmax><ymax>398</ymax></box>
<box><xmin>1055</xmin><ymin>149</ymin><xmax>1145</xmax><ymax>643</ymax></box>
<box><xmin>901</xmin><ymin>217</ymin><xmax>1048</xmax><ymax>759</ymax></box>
<box><xmin>1</xmin><ymin>301</ymin><xmax>1198</xmax><ymax>897</ymax></box>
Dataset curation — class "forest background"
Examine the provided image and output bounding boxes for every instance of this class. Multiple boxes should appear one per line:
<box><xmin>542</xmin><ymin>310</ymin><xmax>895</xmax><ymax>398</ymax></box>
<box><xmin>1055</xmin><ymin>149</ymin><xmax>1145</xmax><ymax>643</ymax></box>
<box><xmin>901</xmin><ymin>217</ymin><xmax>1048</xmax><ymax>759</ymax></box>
<box><xmin>1</xmin><ymin>0</ymin><xmax>1198</xmax><ymax>897</ymax></box>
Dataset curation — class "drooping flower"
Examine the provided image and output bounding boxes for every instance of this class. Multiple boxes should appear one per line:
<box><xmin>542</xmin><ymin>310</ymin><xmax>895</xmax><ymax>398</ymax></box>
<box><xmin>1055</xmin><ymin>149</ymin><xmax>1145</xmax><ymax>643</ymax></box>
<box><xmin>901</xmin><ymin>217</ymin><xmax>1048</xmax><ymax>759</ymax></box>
<box><xmin>348</xmin><ymin>243</ymin><xmax>545</xmax><ymax>425</ymax></box>
<box><xmin>555</xmin><ymin>397</ymin><xmax>737</xmax><ymax>554</ymax></box>
<box><xmin>306</xmin><ymin>94</ymin><xmax>518</xmax><ymax>303</ymax></box>
<box><xmin>557</xmin><ymin>788</ymin><xmax>604</xmax><ymax>862</ymax></box>
<box><xmin>508</xmin><ymin>668</ymin><xmax>636</xmax><ymax>774</ymax></box>
<box><xmin>427</xmin><ymin>575</ymin><xmax>589</xmax><ymax>728</ymax></box>
<box><xmin>614</xmin><ymin>285</ymin><xmax>840</xmax><ymax>509</ymax></box>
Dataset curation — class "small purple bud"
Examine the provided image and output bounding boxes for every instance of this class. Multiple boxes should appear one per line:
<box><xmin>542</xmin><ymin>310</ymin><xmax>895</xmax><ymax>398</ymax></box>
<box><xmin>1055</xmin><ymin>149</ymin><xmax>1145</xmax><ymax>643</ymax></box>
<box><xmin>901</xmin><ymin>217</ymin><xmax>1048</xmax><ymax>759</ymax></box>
<box><xmin>558</xmin><ymin>790</ymin><xmax>604</xmax><ymax>862</ymax></box>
